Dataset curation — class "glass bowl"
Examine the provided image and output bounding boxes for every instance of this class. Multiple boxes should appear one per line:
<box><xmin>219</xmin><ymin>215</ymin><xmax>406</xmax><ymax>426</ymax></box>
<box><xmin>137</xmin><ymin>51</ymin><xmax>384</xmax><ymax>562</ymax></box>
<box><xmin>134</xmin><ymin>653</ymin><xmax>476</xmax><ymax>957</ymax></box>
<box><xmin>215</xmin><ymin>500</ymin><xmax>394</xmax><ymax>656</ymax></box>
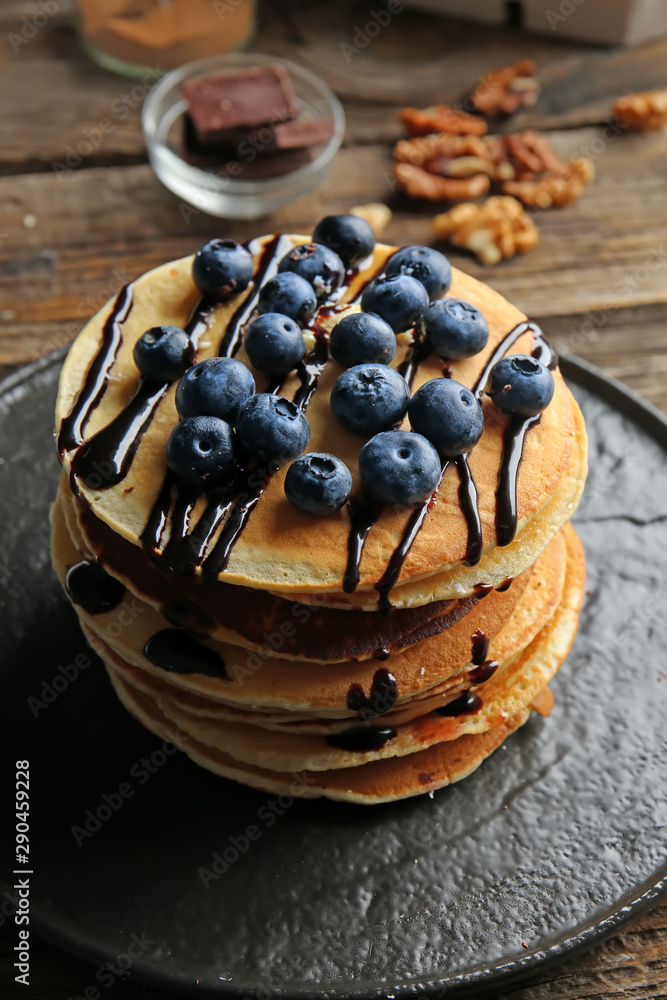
<box><xmin>141</xmin><ymin>52</ymin><xmax>345</xmax><ymax>220</ymax></box>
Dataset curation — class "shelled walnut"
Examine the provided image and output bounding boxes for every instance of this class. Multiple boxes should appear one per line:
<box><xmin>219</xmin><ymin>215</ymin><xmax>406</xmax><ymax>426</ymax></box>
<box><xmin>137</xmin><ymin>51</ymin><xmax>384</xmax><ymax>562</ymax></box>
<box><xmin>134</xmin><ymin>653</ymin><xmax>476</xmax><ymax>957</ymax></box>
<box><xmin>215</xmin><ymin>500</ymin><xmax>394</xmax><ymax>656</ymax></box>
<box><xmin>614</xmin><ymin>89</ymin><xmax>667</xmax><ymax>130</ymax></box>
<box><xmin>394</xmin><ymin>162</ymin><xmax>491</xmax><ymax>202</ymax></box>
<box><xmin>433</xmin><ymin>196</ymin><xmax>539</xmax><ymax>266</ymax></box>
<box><xmin>502</xmin><ymin>157</ymin><xmax>595</xmax><ymax>209</ymax></box>
<box><xmin>398</xmin><ymin>104</ymin><xmax>487</xmax><ymax>137</ymax></box>
<box><xmin>350</xmin><ymin>202</ymin><xmax>392</xmax><ymax>235</ymax></box>
<box><xmin>470</xmin><ymin>58</ymin><xmax>540</xmax><ymax>117</ymax></box>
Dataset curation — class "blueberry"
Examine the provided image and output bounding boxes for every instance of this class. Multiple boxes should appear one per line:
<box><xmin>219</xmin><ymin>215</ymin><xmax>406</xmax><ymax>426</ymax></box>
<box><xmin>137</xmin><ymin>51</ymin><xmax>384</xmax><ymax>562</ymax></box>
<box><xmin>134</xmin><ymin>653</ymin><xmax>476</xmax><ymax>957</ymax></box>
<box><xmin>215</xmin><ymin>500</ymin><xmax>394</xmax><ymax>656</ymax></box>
<box><xmin>192</xmin><ymin>239</ymin><xmax>254</xmax><ymax>300</ymax></box>
<box><xmin>175</xmin><ymin>357</ymin><xmax>255</xmax><ymax>422</ymax></box>
<box><xmin>423</xmin><ymin>298</ymin><xmax>489</xmax><ymax>360</ymax></box>
<box><xmin>244</xmin><ymin>313</ymin><xmax>307</xmax><ymax>377</ymax></box>
<box><xmin>235</xmin><ymin>394</ymin><xmax>310</xmax><ymax>463</ymax></box>
<box><xmin>359</xmin><ymin>431</ymin><xmax>442</xmax><ymax>507</ymax></box>
<box><xmin>257</xmin><ymin>272</ymin><xmax>317</xmax><ymax>324</ymax></box>
<box><xmin>329</xmin><ymin>312</ymin><xmax>396</xmax><ymax>369</ymax></box>
<box><xmin>166</xmin><ymin>415</ymin><xmax>235</xmax><ymax>488</ymax></box>
<box><xmin>133</xmin><ymin>326</ymin><xmax>194</xmax><ymax>382</ymax></box>
<box><xmin>278</xmin><ymin>243</ymin><xmax>345</xmax><ymax>301</ymax></box>
<box><xmin>385</xmin><ymin>245</ymin><xmax>452</xmax><ymax>300</ymax></box>
<box><xmin>360</xmin><ymin>274</ymin><xmax>428</xmax><ymax>333</ymax></box>
<box><xmin>285</xmin><ymin>452</ymin><xmax>353</xmax><ymax>515</ymax></box>
<box><xmin>486</xmin><ymin>355</ymin><xmax>555</xmax><ymax>416</ymax></box>
<box><xmin>330</xmin><ymin>364</ymin><xmax>410</xmax><ymax>437</ymax></box>
<box><xmin>409</xmin><ymin>378</ymin><xmax>484</xmax><ymax>456</ymax></box>
<box><xmin>312</xmin><ymin>214</ymin><xmax>376</xmax><ymax>268</ymax></box>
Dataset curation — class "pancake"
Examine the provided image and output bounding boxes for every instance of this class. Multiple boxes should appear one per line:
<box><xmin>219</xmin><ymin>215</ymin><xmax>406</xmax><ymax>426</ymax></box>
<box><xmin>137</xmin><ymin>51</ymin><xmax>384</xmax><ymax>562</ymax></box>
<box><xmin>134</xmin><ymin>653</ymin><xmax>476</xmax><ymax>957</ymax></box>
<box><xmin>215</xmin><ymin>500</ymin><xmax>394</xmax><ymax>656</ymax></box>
<box><xmin>51</xmin><ymin>221</ymin><xmax>588</xmax><ymax>802</ymax></box>
<box><xmin>105</xmin><ymin>666</ymin><xmax>533</xmax><ymax>804</ymax></box>
<box><xmin>90</xmin><ymin>522</ymin><xmax>582</xmax><ymax>773</ymax></box>
<box><xmin>55</xmin><ymin>236</ymin><xmax>587</xmax><ymax>607</ymax></box>
<box><xmin>51</xmin><ymin>484</ymin><xmax>571</xmax><ymax>715</ymax></box>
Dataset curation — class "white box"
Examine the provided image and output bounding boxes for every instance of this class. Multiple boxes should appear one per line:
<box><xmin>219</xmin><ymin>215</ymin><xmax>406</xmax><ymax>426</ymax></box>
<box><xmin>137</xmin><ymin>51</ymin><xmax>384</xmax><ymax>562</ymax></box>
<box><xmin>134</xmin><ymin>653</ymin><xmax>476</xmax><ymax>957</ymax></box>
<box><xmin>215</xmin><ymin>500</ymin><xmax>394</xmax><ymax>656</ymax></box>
<box><xmin>523</xmin><ymin>0</ymin><xmax>667</xmax><ymax>45</ymax></box>
<box><xmin>410</xmin><ymin>0</ymin><xmax>667</xmax><ymax>45</ymax></box>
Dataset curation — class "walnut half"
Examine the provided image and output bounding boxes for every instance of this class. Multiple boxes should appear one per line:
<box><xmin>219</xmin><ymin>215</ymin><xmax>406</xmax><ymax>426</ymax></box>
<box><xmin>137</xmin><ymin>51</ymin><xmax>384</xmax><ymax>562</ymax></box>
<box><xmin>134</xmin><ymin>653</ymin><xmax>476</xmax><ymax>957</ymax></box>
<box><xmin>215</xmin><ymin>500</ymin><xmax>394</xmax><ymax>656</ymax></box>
<box><xmin>502</xmin><ymin>157</ymin><xmax>595</xmax><ymax>208</ymax></box>
<box><xmin>614</xmin><ymin>89</ymin><xmax>667</xmax><ymax>130</ymax></box>
<box><xmin>470</xmin><ymin>58</ymin><xmax>540</xmax><ymax>118</ymax></box>
<box><xmin>398</xmin><ymin>104</ymin><xmax>487</xmax><ymax>137</ymax></box>
<box><xmin>394</xmin><ymin>162</ymin><xmax>491</xmax><ymax>203</ymax></box>
<box><xmin>433</xmin><ymin>196</ymin><xmax>539</xmax><ymax>266</ymax></box>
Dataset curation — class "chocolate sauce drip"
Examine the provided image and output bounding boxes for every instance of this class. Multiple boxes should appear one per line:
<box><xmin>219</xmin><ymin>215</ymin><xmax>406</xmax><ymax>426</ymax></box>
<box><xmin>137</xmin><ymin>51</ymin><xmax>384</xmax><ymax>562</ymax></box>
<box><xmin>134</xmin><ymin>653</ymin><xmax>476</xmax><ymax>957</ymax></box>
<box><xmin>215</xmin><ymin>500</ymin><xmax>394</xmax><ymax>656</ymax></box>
<box><xmin>397</xmin><ymin>324</ymin><xmax>433</xmax><ymax>389</ymax></box>
<box><xmin>437</xmin><ymin>691</ymin><xmax>483</xmax><ymax>717</ymax></box>
<box><xmin>200</xmin><ymin>462</ymin><xmax>276</xmax><ymax>581</ymax></box>
<box><xmin>374</xmin><ymin>647</ymin><xmax>391</xmax><ymax>660</ymax></box>
<box><xmin>373</xmin><ymin>460</ymin><xmax>449</xmax><ymax>614</ymax></box>
<box><xmin>142</xmin><ymin>240</ymin><xmax>340</xmax><ymax>576</ymax></box>
<box><xmin>343</xmin><ymin>497</ymin><xmax>382</xmax><ymax>594</ymax></box>
<box><xmin>326</xmin><ymin>727</ymin><xmax>396</xmax><ymax>752</ymax></box>
<box><xmin>70</xmin><ymin>379</ymin><xmax>169</xmax><ymax>489</ymax></box>
<box><xmin>161</xmin><ymin>603</ymin><xmax>210</xmax><ymax>639</ymax></box>
<box><xmin>456</xmin><ymin>455</ymin><xmax>482</xmax><ymax>566</ymax></box>
<box><xmin>295</xmin><ymin>324</ymin><xmax>329</xmax><ymax>408</ymax></box>
<box><xmin>495</xmin><ymin>413</ymin><xmax>541</xmax><ymax>546</ymax></box>
<box><xmin>345</xmin><ymin>319</ymin><xmax>553</xmax><ymax>608</ymax></box>
<box><xmin>531</xmin><ymin>327</ymin><xmax>558</xmax><ymax>370</ymax></box>
<box><xmin>469</xmin><ymin>660</ymin><xmax>498</xmax><ymax>684</ymax></box>
<box><xmin>471</xmin><ymin>628</ymin><xmax>489</xmax><ymax>665</ymax></box>
<box><xmin>473</xmin><ymin>583</ymin><xmax>494</xmax><ymax>597</ymax></box>
<box><xmin>143</xmin><ymin>628</ymin><xmax>226</xmax><ymax>678</ymax></box>
<box><xmin>347</xmin><ymin>668</ymin><xmax>399</xmax><ymax>718</ymax></box>
<box><xmin>497</xmin><ymin>576</ymin><xmax>513</xmax><ymax>592</ymax></box>
<box><xmin>472</xmin><ymin>320</ymin><xmax>534</xmax><ymax>397</ymax></box>
<box><xmin>65</xmin><ymin>560</ymin><xmax>126</xmax><ymax>614</ymax></box>
<box><xmin>140</xmin><ymin>472</ymin><xmax>176</xmax><ymax>558</ymax></box>
<box><xmin>57</xmin><ymin>284</ymin><xmax>134</xmax><ymax>456</ymax></box>
<box><xmin>218</xmin><ymin>234</ymin><xmax>293</xmax><ymax>357</ymax></box>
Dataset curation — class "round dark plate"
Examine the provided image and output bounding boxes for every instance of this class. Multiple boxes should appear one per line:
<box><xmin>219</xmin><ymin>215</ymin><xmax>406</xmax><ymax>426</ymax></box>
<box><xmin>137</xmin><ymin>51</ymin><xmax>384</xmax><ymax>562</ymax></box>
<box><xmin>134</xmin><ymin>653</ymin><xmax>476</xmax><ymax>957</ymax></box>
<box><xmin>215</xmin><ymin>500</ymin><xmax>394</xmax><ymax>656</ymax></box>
<box><xmin>1</xmin><ymin>350</ymin><xmax>666</xmax><ymax>999</ymax></box>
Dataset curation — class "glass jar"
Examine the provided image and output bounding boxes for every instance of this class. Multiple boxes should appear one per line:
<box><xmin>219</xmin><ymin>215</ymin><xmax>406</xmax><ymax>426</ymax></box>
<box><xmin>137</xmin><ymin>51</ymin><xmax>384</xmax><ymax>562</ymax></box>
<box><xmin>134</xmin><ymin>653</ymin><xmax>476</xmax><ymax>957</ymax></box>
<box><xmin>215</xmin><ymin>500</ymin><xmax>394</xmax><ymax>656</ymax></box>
<box><xmin>78</xmin><ymin>0</ymin><xmax>257</xmax><ymax>78</ymax></box>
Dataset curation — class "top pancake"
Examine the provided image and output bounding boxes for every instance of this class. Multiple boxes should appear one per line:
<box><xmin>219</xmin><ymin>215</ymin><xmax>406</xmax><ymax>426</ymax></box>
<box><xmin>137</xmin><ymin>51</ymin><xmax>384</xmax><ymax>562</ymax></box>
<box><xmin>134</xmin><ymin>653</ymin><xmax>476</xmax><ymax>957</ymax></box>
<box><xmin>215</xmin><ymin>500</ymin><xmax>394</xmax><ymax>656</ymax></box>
<box><xmin>56</xmin><ymin>234</ymin><xmax>586</xmax><ymax>598</ymax></box>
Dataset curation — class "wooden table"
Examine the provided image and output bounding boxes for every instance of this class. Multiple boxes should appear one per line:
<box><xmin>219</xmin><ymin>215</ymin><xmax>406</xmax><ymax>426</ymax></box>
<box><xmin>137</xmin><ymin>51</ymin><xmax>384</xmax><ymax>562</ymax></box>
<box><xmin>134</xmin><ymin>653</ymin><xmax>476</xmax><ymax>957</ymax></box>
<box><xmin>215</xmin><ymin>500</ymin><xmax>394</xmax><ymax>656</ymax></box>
<box><xmin>1</xmin><ymin>1</ymin><xmax>666</xmax><ymax>996</ymax></box>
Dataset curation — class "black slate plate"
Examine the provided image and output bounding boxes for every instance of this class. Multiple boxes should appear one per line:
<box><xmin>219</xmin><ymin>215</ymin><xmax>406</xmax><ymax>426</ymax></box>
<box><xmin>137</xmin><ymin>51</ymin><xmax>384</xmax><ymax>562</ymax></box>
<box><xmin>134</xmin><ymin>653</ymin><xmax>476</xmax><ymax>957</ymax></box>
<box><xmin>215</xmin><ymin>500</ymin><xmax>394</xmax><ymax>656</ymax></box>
<box><xmin>1</xmin><ymin>350</ymin><xmax>666</xmax><ymax>999</ymax></box>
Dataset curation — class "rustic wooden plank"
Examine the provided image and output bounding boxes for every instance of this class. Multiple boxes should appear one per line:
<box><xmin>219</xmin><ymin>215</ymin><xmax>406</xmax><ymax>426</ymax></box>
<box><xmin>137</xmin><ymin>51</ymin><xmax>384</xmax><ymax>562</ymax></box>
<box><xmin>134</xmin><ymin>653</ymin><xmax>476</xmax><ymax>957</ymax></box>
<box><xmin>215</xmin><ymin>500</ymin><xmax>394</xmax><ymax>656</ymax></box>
<box><xmin>512</xmin><ymin>36</ymin><xmax>667</xmax><ymax>132</ymax></box>
<box><xmin>0</xmin><ymin>1</ymin><xmax>612</xmax><ymax>175</ymax></box>
<box><xmin>2</xmin><ymin>123</ymin><xmax>667</xmax><ymax>359</ymax></box>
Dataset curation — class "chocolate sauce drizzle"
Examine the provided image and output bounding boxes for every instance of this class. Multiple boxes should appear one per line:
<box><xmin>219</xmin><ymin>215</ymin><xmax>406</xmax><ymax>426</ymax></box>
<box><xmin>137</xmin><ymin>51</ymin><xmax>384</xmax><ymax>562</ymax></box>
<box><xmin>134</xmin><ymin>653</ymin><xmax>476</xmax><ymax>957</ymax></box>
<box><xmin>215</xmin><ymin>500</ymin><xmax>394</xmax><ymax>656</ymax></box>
<box><xmin>65</xmin><ymin>560</ymin><xmax>126</xmax><ymax>614</ymax></box>
<box><xmin>347</xmin><ymin>668</ymin><xmax>399</xmax><ymax>719</ymax></box>
<box><xmin>143</xmin><ymin>628</ymin><xmax>226</xmax><ymax>678</ymax></box>
<box><xmin>326</xmin><ymin>727</ymin><xmax>396</xmax><ymax>752</ymax></box>
<box><xmin>437</xmin><ymin>691</ymin><xmax>483</xmax><ymax>717</ymax></box>
<box><xmin>61</xmin><ymin>237</ymin><xmax>556</xmax><ymax>604</ymax></box>
<box><xmin>57</xmin><ymin>284</ymin><xmax>134</xmax><ymax>456</ymax></box>
<box><xmin>141</xmin><ymin>237</ymin><xmax>346</xmax><ymax>576</ymax></box>
<box><xmin>344</xmin><ymin>320</ymin><xmax>553</xmax><ymax>608</ymax></box>
<box><xmin>468</xmin><ymin>627</ymin><xmax>498</xmax><ymax>683</ymax></box>
<box><xmin>471</xmin><ymin>628</ymin><xmax>489</xmax><ymax>665</ymax></box>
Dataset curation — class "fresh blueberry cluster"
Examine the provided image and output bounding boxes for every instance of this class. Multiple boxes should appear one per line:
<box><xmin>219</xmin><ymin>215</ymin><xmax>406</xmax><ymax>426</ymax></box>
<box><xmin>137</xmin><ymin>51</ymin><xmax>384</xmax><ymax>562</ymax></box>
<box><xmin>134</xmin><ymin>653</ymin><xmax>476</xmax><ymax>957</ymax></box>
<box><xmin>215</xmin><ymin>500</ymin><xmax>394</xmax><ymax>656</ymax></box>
<box><xmin>144</xmin><ymin>222</ymin><xmax>555</xmax><ymax>512</ymax></box>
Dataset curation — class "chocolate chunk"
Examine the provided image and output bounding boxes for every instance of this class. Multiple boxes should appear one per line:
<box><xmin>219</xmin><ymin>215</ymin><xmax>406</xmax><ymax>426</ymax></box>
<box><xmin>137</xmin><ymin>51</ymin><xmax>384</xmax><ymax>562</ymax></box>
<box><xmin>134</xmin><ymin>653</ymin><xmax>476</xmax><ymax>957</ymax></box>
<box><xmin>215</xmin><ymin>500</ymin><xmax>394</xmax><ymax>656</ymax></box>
<box><xmin>182</xmin><ymin>65</ymin><xmax>298</xmax><ymax>144</ymax></box>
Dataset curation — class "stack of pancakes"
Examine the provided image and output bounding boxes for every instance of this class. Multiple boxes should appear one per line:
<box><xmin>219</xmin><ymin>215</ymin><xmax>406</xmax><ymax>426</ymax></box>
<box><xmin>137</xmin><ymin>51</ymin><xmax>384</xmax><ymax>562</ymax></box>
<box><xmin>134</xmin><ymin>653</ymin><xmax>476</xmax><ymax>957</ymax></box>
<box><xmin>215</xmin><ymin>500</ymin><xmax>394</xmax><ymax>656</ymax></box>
<box><xmin>51</xmin><ymin>234</ymin><xmax>587</xmax><ymax>804</ymax></box>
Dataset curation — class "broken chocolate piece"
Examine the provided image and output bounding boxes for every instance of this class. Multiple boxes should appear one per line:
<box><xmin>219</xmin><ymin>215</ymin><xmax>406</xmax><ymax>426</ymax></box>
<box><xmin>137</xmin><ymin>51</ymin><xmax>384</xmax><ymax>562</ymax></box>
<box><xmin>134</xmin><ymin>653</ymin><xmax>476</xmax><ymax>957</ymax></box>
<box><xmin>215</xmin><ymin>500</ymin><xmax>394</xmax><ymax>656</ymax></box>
<box><xmin>182</xmin><ymin>64</ymin><xmax>298</xmax><ymax>144</ymax></box>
